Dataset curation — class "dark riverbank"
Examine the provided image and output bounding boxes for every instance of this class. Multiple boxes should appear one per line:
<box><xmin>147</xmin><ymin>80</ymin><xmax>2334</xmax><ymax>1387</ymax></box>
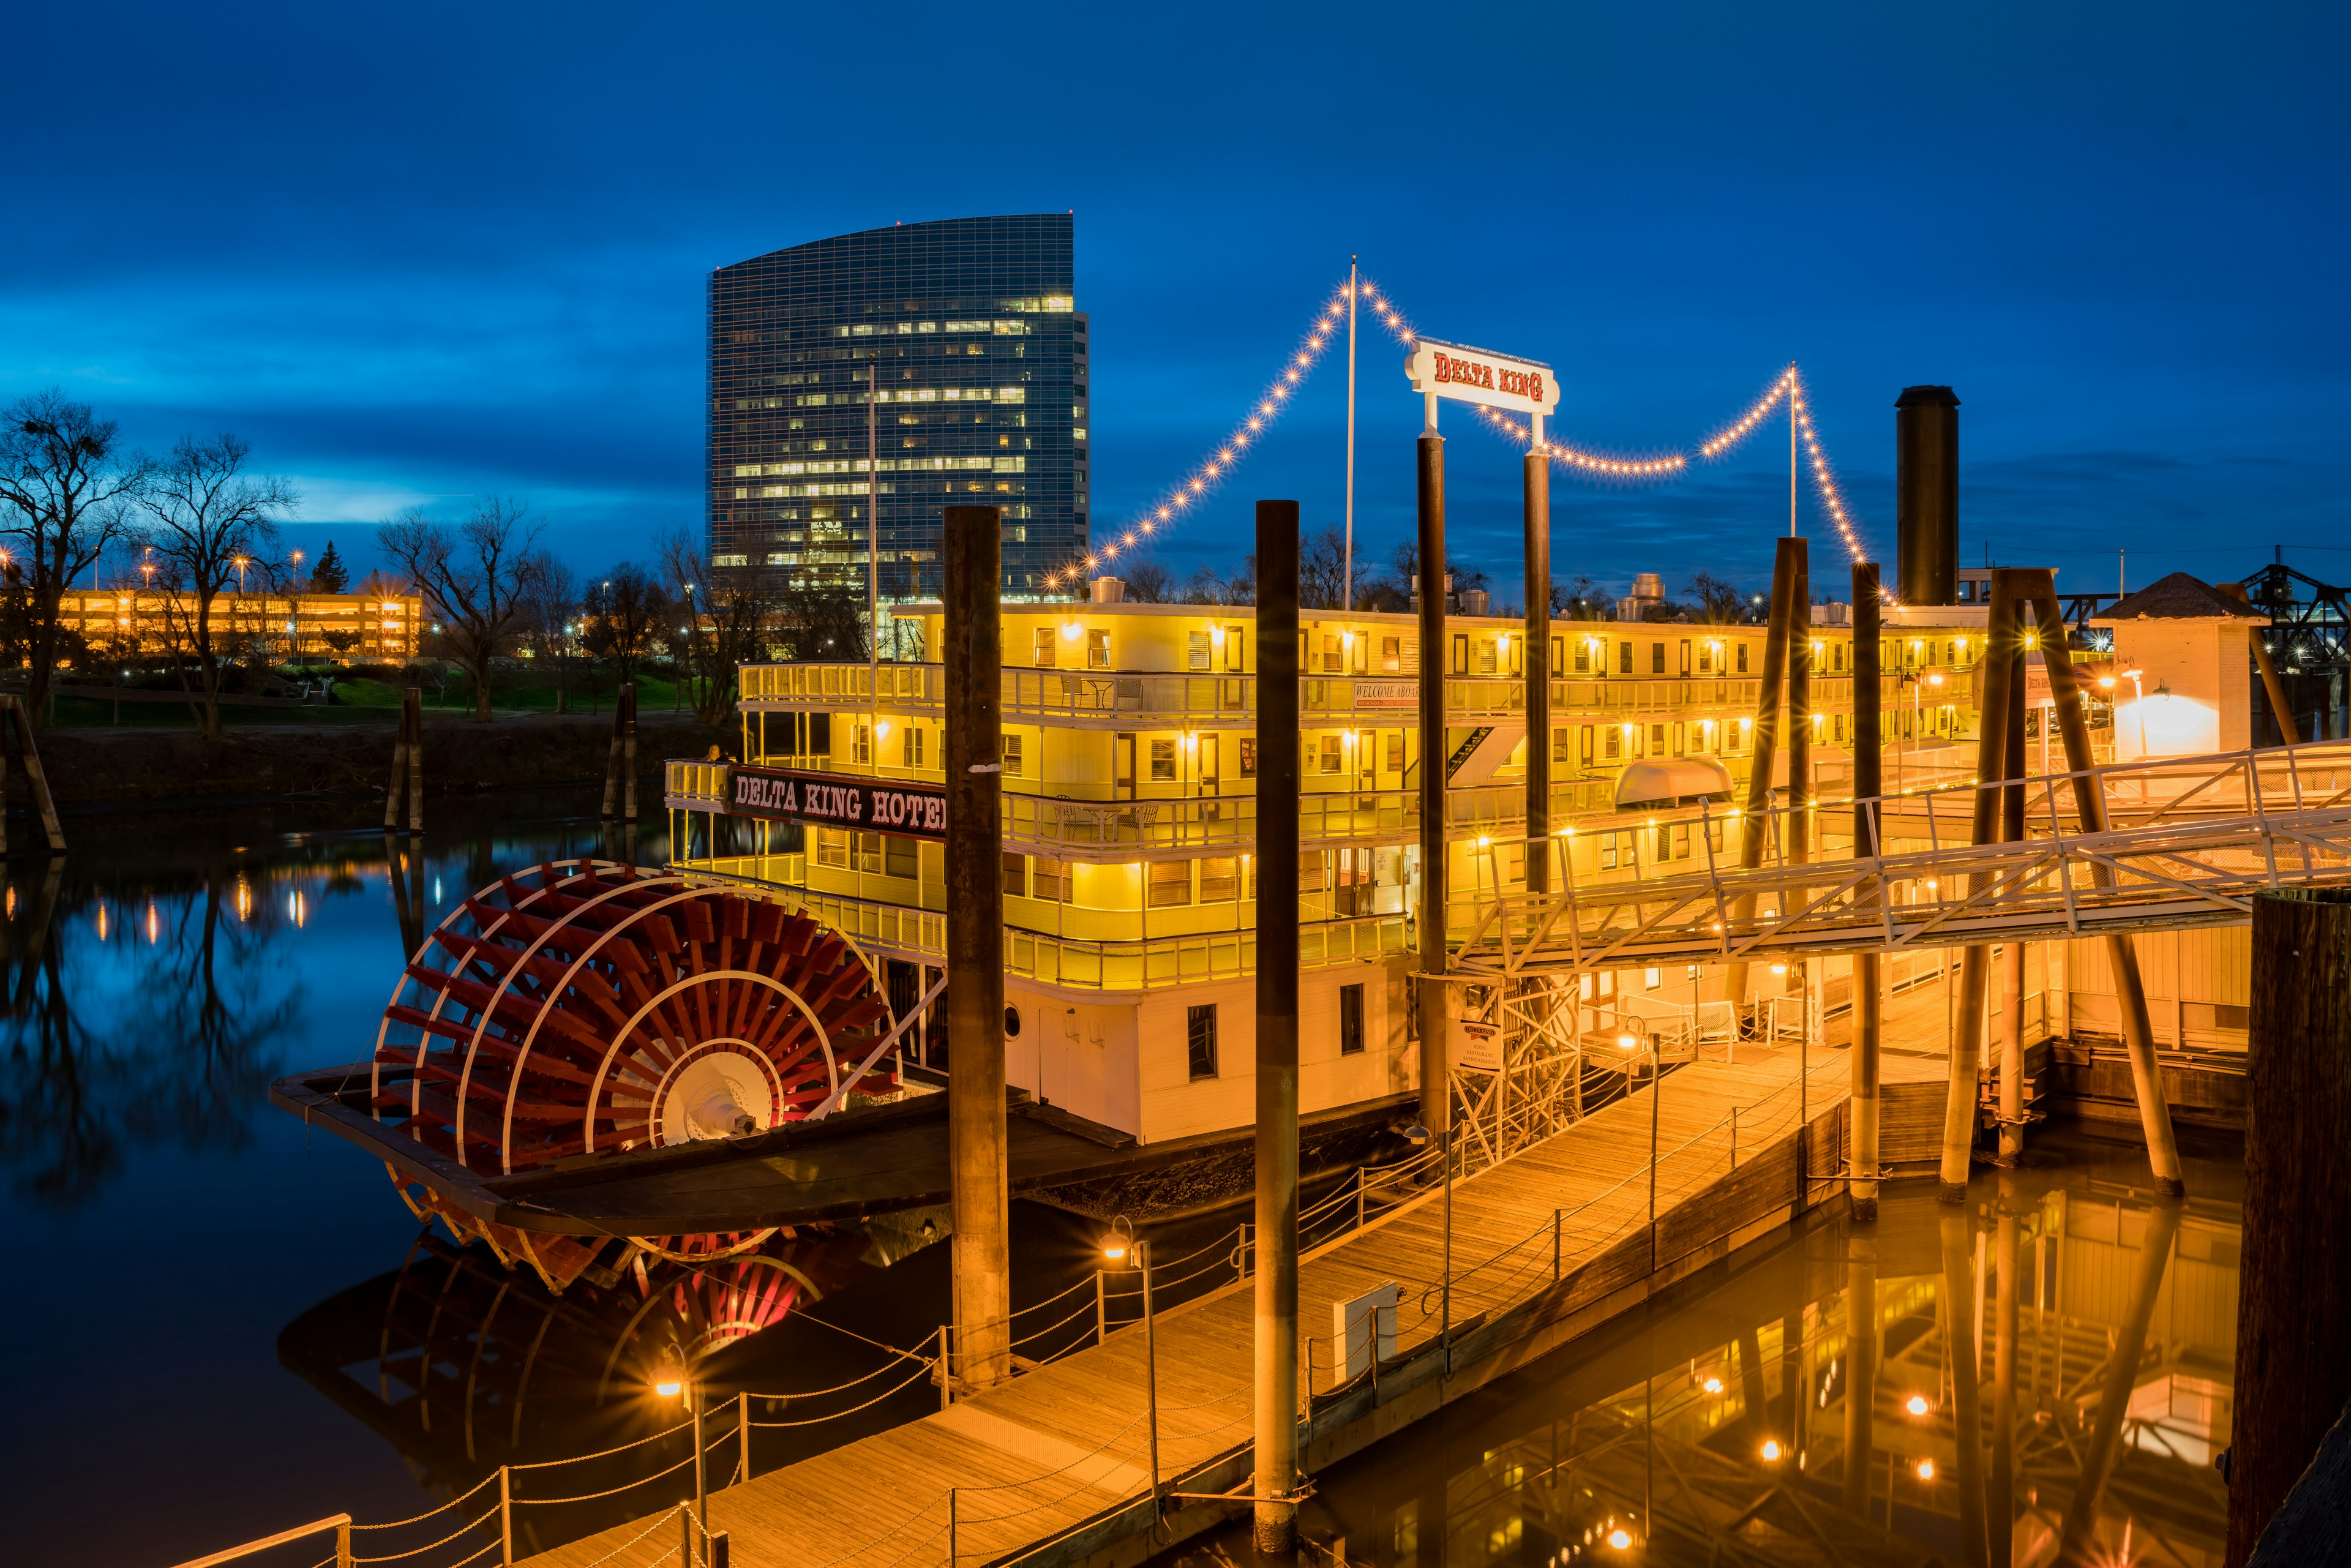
<box><xmin>15</xmin><ymin>711</ymin><xmax>728</xmax><ymax>809</ymax></box>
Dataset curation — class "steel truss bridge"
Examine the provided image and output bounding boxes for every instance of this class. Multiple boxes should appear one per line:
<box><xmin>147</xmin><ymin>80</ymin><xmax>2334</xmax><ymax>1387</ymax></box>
<box><xmin>1447</xmin><ymin>739</ymin><xmax>2351</xmax><ymax>980</ymax></box>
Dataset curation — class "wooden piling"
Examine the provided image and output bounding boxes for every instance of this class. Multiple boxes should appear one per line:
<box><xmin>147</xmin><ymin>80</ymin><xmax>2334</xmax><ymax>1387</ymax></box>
<box><xmin>383</xmin><ymin>696</ymin><xmax>410</xmax><ymax>831</ymax></box>
<box><xmin>1522</xmin><ymin>453</ymin><xmax>1551</xmax><ymax>893</ymax></box>
<box><xmin>2229</xmin><ymin>888</ymin><xmax>2351</xmax><ymax>1567</ymax></box>
<box><xmin>1</xmin><ymin>696</ymin><xmax>66</xmax><ymax>852</ymax></box>
<box><xmin>1850</xmin><ymin>563</ymin><xmax>1884</xmax><ymax>1221</ymax></box>
<box><xmin>403</xmin><ymin>688</ymin><xmax>424</xmax><ymax>835</ymax></box>
<box><xmin>1252</xmin><ymin>500</ymin><xmax>1302</xmax><ymax>1555</ymax></box>
<box><xmin>1940</xmin><ymin>569</ymin><xmax>2020</xmax><ymax>1201</ymax></box>
<box><xmin>1788</xmin><ymin>546</ymin><xmax>1812</xmax><ymax>868</ymax></box>
<box><xmin>2024</xmin><ymin>578</ymin><xmax>2184</xmax><ymax>1193</ymax></box>
<box><xmin>1414</xmin><ymin>429</ymin><xmax>1449</xmax><ymax>1138</ymax></box>
<box><xmin>943</xmin><ymin>505</ymin><xmax>1011</xmax><ymax>1391</ymax></box>
<box><xmin>623</xmin><ymin>682</ymin><xmax>639</xmax><ymax>821</ymax></box>
<box><xmin>1997</xmin><ymin>615</ymin><xmax>2030</xmax><ymax>1165</ymax></box>
<box><xmin>1725</xmin><ymin>538</ymin><xmax>1804</xmax><ymax>1005</ymax></box>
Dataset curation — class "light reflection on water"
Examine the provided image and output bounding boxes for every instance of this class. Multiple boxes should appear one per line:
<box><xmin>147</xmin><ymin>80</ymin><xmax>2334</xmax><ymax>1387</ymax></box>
<box><xmin>0</xmin><ymin>793</ymin><xmax>664</xmax><ymax>1567</ymax></box>
<box><xmin>1177</xmin><ymin>1133</ymin><xmax>2240</xmax><ymax>1568</ymax></box>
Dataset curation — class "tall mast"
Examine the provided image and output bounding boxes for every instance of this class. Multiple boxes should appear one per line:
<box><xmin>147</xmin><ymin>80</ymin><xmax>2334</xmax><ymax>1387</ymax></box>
<box><xmin>1343</xmin><ymin>258</ymin><xmax>1359</xmax><ymax>613</ymax></box>
<box><xmin>868</xmin><ymin>354</ymin><xmax>880</xmax><ymax>762</ymax></box>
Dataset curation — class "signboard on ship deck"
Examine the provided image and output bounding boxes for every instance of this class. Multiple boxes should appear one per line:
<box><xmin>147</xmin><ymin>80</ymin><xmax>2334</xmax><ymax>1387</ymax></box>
<box><xmin>1405</xmin><ymin>337</ymin><xmax>1561</xmax><ymax>419</ymax></box>
<box><xmin>727</xmin><ymin>765</ymin><xmax>947</xmax><ymax>839</ymax></box>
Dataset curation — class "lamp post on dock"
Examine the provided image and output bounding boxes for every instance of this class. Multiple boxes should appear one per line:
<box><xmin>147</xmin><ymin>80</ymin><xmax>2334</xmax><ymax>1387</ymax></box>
<box><xmin>1101</xmin><ymin>1221</ymin><xmax>1160</xmax><ymax>1517</ymax></box>
<box><xmin>655</xmin><ymin>1344</ymin><xmax>709</xmax><ymax>1560</ymax></box>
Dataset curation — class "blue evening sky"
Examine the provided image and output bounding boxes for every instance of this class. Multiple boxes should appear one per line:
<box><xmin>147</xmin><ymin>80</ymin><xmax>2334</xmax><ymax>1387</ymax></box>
<box><xmin>1</xmin><ymin>2</ymin><xmax>2343</xmax><ymax>608</ymax></box>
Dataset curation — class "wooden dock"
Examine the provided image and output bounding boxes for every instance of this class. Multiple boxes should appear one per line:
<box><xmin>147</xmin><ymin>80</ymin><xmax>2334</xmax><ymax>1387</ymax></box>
<box><xmin>523</xmin><ymin>1038</ymin><xmax>1952</xmax><ymax>1568</ymax></box>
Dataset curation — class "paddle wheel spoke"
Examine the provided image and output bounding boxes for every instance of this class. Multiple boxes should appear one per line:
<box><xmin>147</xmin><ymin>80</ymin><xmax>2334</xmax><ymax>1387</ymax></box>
<box><xmin>370</xmin><ymin>859</ymin><xmax>900</xmax><ymax>1291</ymax></box>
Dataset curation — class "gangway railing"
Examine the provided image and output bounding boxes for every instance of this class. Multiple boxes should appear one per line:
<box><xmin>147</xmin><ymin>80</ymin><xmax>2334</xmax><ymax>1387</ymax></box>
<box><xmin>1449</xmin><ymin>738</ymin><xmax>2351</xmax><ymax>978</ymax></box>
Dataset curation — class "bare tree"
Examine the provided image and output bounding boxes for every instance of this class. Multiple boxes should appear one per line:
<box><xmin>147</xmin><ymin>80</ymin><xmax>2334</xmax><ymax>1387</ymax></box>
<box><xmin>1685</xmin><ymin>571</ymin><xmax>1748</xmax><ymax>625</ymax></box>
<box><xmin>1182</xmin><ymin>555</ymin><xmax>1258</xmax><ymax>606</ymax></box>
<box><xmin>661</xmin><ymin>528</ymin><xmax>772</xmax><ymax>725</ymax></box>
<box><xmin>0</xmin><ymin>391</ymin><xmax>149</xmax><ymax>726</ymax></box>
<box><xmin>1122</xmin><ymin>560</ymin><xmax>1175</xmax><ymax>603</ymax></box>
<box><xmin>1300</xmin><ymin>527</ymin><xmax>1348</xmax><ymax>610</ymax></box>
<box><xmin>1551</xmin><ymin>574</ymin><xmax>1603</xmax><ymax>621</ymax></box>
<box><xmin>131</xmin><ymin>434</ymin><xmax>297</xmax><ymax>737</ymax></box>
<box><xmin>514</xmin><ymin>553</ymin><xmax>582</xmax><ymax>713</ymax></box>
<box><xmin>377</xmin><ymin>498</ymin><xmax>544</xmax><ymax>721</ymax></box>
<box><xmin>582</xmin><ymin>560</ymin><xmax>669</xmax><ymax>683</ymax></box>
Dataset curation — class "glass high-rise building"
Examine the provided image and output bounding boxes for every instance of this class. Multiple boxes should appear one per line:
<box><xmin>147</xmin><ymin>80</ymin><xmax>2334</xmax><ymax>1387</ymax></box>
<box><xmin>706</xmin><ymin>214</ymin><xmax>1086</xmax><ymax>599</ymax></box>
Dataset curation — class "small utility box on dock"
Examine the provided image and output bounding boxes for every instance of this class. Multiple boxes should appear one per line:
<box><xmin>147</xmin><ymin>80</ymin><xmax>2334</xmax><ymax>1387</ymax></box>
<box><xmin>1333</xmin><ymin>1281</ymin><xmax>1400</xmax><ymax>1381</ymax></box>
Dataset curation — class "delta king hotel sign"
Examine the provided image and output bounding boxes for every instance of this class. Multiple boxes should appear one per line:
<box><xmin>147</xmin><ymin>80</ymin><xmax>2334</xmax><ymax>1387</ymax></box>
<box><xmin>1405</xmin><ymin>337</ymin><xmax>1561</xmax><ymax>423</ymax></box>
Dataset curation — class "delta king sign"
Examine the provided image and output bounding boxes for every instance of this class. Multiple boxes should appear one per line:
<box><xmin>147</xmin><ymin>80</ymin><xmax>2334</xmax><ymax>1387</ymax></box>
<box><xmin>1404</xmin><ymin>337</ymin><xmax>1561</xmax><ymax>430</ymax></box>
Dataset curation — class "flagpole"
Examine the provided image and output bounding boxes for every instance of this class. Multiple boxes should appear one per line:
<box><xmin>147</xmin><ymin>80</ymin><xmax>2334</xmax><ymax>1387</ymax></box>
<box><xmin>1343</xmin><ymin>257</ymin><xmax>1359</xmax><ymax>612</ymax></box>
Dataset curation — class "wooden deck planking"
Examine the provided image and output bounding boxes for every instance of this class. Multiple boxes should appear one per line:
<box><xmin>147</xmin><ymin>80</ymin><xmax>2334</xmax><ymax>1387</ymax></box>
<box><xmin>521</xmin><ymin>1037</ymin><xmax>1952</xmax><ymax>1568</ymax></box>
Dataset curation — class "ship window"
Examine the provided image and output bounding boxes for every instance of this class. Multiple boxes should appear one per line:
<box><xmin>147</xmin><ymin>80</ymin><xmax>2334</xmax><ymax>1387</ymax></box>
<box><xmin>1340</xmin><ymin>983</ymin><xmax>1365</xmax><ymax>1055</ymax></box>
<box><xmin>1385</xmin><ymin>732</ymin><xmax>1404</xmax><ymax>772</ymax></box>
<box><xmin>1150</xmin><ymin>739</ymin><xmax>1177</xmax><ymax>781</ymax></box>
<box><xmin>1033</xmin><ymin>857</ymin><xmax>1071</xmax><ymax>902</ymax></box>
<box><xmin>900</xmin><ymin>727</ymin><xmax>924</xmax><ymax>768</ymax></box>
<box><xmin>885</xmin><ymin>836</ymin><xmax>918</xmax><ymax>879</ymax></box>
<box><xmin>1002</xmin><ymin>734</ymin><xmax>1024</xmax><ymax>777</ymax></box>
<box><xmin>1087</xmin><ymin>628</ymin><xmax>1111</xmax><ymax>669</ymax></box>
<box><xmin>1738</xmin><ymin>643</ymin><xmax>1750</xmax><ymax>673</ymax></box>
<box><xmin>1381</xmin><ymin>636</ymin><xmax>1401</xmax><ymax>673</ymax></box>
<box><xmin>1148</xmin><ymin>860</ymin><xmax>1191</xmax><ymax>907</ymax></box>
<box><xmin>1239</xmin><ymin>739</ymin><xmax>1258</xmax><ymax>776</ymax></box>
<box><xmin>1187</xmin><ymin>1005</ymin><xmax>1219</xmax><ymax>1080</ymax></box>
<box><xmin>1320</xmin><ymin>735</ymin><xmax>1343</xmax><ymax>773</ymax></box>
<box><xmin>1032</xmin><ymin>627</ymin><xmax>1054</xmax><ymax>667</ymax></box>
<box><xmin>1188</xmin><ymin>631</ymin><xmax>1212</xmax><ymax>670</ymax></box>
<box><xmin>1619</xmin><ymin>642</ymin><xmax>1633</xmax><ymax>675</ymax></box>
<box><xmin>1477</xmin><ymin>639</ymin><xmax>1498</xmax><ymax>675</ymax></box>
<box><xmin>816</xmin><ymin>829</ymin><xmax>849</xmax><ymax>869</ymax></box>
<box><xmin>1651</xmin><ymin>643</ymin><xmax>1666</xmax><ymax>674</ymax></box>
<box><xmin>1300</xmin><ymin>848</ymin><xmax>1326</xmax><ymax>893</ymax></box>
<box><xmin>1199</xmin><ymin>857</ymin><xmax>1239</xmax><ymax>902</ymax></box>
<box><xmin>1224</xmin><ymin>628</ymin><xmax>1245</xmax><ymax>671</ymax></box>
<box><xmin>1002</xmin><ymin>851</ymin><xmax>1027</xmax><ymax>898</ymax></box>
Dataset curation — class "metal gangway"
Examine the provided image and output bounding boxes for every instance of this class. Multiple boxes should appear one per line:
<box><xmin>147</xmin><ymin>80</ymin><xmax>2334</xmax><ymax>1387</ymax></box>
<box><xmin>1449</xmin><ymin>738</ymin><xmax>2351</xmax><ymax>979</ymax></box>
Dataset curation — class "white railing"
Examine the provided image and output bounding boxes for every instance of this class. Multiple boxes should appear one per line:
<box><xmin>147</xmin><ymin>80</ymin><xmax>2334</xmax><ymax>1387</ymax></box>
<box><xmin>1447</xmin><ymin>739</ymin><xmax>2351</xmax><ymax>977</ymax></box>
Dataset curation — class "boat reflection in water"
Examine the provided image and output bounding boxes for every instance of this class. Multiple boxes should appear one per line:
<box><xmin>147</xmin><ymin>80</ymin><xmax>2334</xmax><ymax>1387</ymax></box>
<box><xmin>1220</xmin><ymin>1133</ymin><xmax>2235</xmax><ymax>1568</ymax></box>
<box><xmin>277</xmin><ymin>1211</ymin><xmax>953</xmax><ymax>1559</ymax></box>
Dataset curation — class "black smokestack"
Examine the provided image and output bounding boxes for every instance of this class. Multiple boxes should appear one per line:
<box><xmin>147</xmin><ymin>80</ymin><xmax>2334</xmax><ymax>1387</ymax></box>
<box><xmin>1895</xmin><ymin>386</ymin><xmax>1959</xmax><ymax>606</ymax></box>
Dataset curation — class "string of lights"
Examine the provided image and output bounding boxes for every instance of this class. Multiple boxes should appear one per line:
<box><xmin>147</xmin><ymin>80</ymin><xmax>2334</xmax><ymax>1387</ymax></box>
<box><xmin>1042</xmin><ymin>274</ymin><xmax>1882</xmax><ymax>593</ymax></box>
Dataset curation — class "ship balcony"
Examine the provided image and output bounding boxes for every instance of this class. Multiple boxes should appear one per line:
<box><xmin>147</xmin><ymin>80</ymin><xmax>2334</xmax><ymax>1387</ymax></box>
<box><xmin>737</xmin><ymin>662</ymin><xmax>1898</xmax><ymax>726</ymax></box>
<box><xmin>666</xmin><ymin>759</ymin><xmax>1651</xmax><ymax>852</ymax></box>
<box><xmin>660</xmin><ymin>851</ymin><xmax>1407</xmax><ymax>994</ymax></box>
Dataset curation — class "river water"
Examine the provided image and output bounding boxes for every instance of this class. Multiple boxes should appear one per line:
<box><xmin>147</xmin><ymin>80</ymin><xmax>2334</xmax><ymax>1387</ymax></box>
<box><xmin>1174</xmin><ymin>1130</ymin><xmax>2241</xmax><ymax>1568</ymax></box>
<box><xmin>0</xmin><ymin>793</ymin><xmax>2244</xmax><ymax>1568</ymax></box>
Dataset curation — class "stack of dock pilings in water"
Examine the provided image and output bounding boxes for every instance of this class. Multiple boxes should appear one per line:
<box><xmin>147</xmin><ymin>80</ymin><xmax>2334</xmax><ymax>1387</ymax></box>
<box><xmin>1931</xmin><ymin>568</ymin><xmax>2184</xmax><ymax>1201</ymax></box>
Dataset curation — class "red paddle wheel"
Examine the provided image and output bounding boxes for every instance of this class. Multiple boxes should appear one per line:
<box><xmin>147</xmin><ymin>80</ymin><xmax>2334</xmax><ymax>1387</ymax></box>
<box><xmin>372</xmin><ymin>860</ymin><xmax>897</xmax><ymax>1289</ymax></box>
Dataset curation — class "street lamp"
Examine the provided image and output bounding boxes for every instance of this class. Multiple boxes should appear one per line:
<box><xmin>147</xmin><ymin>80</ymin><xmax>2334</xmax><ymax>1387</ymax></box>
<box><xmin>652</xmin><ymin>1343</ymin><xmax>708</xmax><ymax>1539</ymax></box>
<box><xmin>1101</xmin><ymin>1217</ymin><xmax>1161</xmax><ymax>1509</ymax></box>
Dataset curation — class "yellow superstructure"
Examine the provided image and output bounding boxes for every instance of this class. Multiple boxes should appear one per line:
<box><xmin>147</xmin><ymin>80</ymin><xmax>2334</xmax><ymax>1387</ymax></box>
<box><xmin>669</xmin><ymin>599</ymin><xmax>2050</xmax><ymax>1145</ymax></box>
